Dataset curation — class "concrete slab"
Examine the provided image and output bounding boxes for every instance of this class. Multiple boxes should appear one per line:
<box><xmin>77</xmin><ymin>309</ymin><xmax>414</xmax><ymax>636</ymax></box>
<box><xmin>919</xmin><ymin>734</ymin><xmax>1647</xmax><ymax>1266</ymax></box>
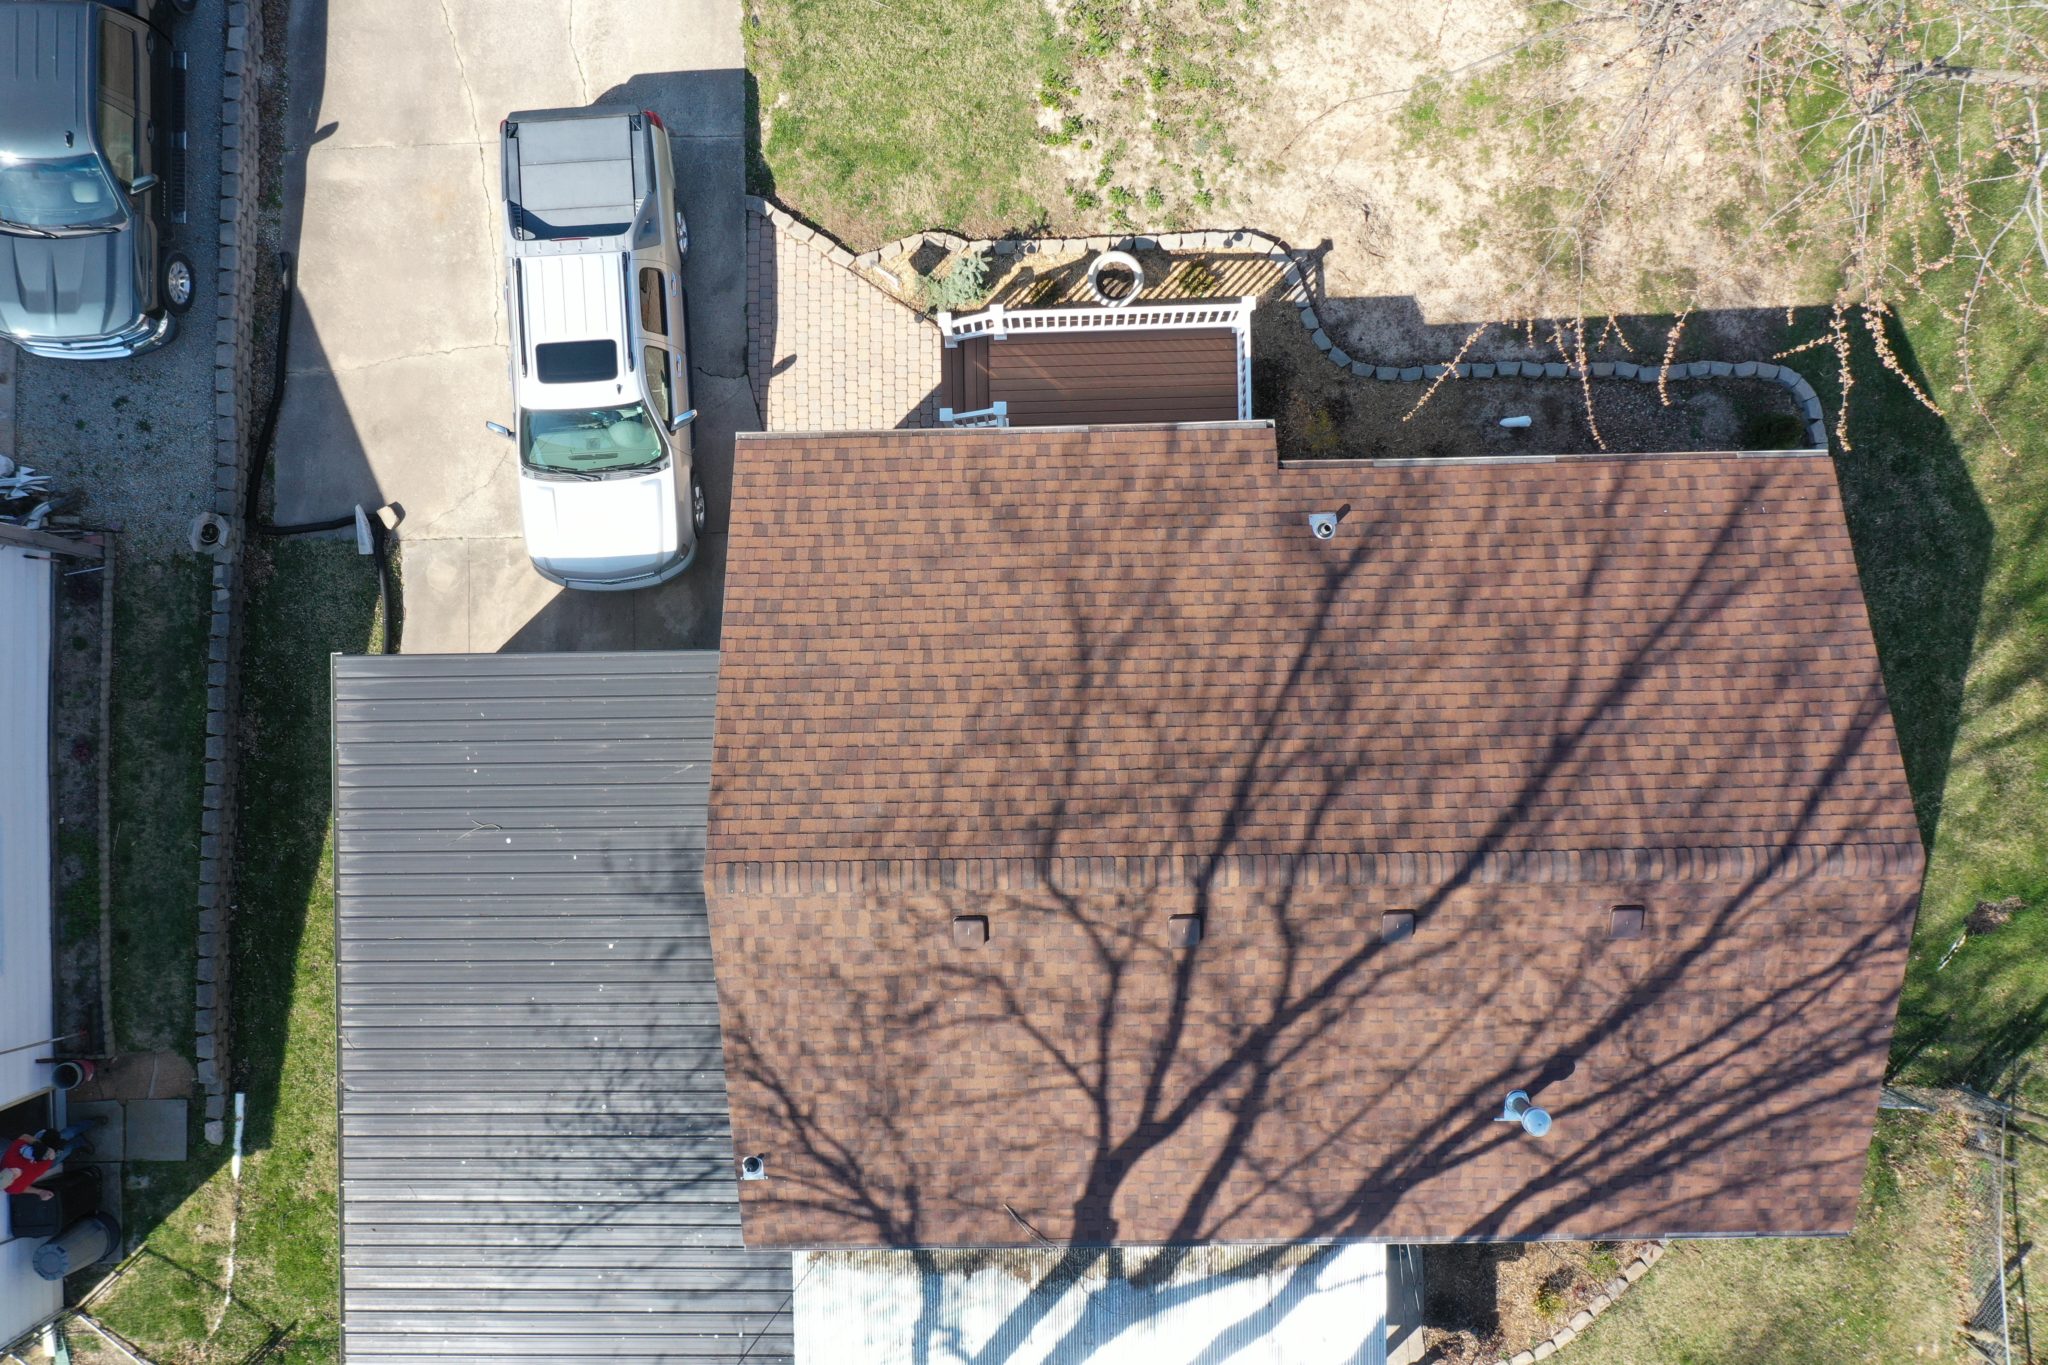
<box><xmin>309</xmin><ymin>0</ymin><xmax>478</xmax><ymax>151</ymax></box>
<box><xmin>571</xmin><ymin>0</ymin><xmax>745</xmax><ymax>103</ymax></box>
<box><xmin>289</xmin><ymin>144</ymin><xmax>500</xmax><ymax>374</ymax></box>
<box><xmin>64</xmin><ymin>1102</ymin><xmax>123</xmax><ymax>1162</ymax></box>
<box><xmin>277</xmin><ymin>0</ymin><xmax>750</xmax><ymax>652</ymax></box>
<box><xmin>440</xmin><ymin>0</ymin><xmax>583</xmax><ymax>122</ymax></box>
<box><xmin>123</xmin><ymin>1100</ymin><xmax>189</xmax><ymax>1163</ymax></box>
<box><xmin>66</xmin><ymin>1052</ymin><xmax>194</xmax><ymax>1103</ymax></box>
<box><xmin>96</xmin><ymin>1160</ymin><xmax>122</xmax><ymax>1234</ymax></box>
<box><xmin>276</xmin><ymin>346</ymin><xmax>514</xmax><ymax>533</ymax></box>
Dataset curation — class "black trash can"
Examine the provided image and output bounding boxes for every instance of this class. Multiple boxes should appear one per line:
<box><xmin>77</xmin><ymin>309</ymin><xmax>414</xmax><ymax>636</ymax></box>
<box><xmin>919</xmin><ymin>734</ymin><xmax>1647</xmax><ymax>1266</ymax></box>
<box><xmin>5</xmin><ymin>1166</ymin><xmax>102</xmax><ymax>1239</ymax></box>
<box><xmin>32</xmin><ymin>1212</ymin><xmax>120</xmax><ymax>1279</ymax></box>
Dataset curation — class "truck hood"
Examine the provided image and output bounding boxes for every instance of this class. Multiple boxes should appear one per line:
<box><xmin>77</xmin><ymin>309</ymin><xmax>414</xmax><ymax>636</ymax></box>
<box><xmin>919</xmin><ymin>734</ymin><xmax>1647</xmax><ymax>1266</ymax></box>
<box><xmin>0</xmin><ymin>225</ymin><xmax>140</xmax><ymax>342</ymax></box>
<box><xmin>518</xmin><ymin>466</ymin><xmax>682</xmax><ymax>585</ymax></box>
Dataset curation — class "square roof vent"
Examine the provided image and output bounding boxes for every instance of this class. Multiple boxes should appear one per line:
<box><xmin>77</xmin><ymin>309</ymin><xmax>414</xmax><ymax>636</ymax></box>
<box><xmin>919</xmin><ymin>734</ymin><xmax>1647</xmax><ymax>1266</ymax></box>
<box><xmin>1610</xmin><ymin>905</ymin><xmax>1646</xmax><ymax>939</ymax></box>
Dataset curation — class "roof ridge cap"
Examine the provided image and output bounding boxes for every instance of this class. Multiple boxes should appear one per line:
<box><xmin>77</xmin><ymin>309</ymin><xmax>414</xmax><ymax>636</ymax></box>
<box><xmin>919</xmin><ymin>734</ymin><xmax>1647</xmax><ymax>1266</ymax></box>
<box><xmin>710</xmin><ymin>842</ymin><xmax>1925</xmax><ymax>896</ymax></box>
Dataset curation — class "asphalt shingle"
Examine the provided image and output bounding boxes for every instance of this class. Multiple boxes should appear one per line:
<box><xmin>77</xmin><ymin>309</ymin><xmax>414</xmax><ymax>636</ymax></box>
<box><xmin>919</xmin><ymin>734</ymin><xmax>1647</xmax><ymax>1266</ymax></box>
<box><xmin>705</xmin><ymin>424</ymin><xmax>1923</xmax><ymax>1249</ymax></box>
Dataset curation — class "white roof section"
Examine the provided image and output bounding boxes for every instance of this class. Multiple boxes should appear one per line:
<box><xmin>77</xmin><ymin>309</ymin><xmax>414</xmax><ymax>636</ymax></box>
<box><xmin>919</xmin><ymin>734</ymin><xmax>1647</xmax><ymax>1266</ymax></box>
<box><xmin>0</xmin><ymin>544</ymin><xmax>60</xmax><ymax>1347</ymax></box>
<box><xmin>794</xmin><ymin>1244</ymin><xmax>1388</xmax><ymax>1365</ymax></box>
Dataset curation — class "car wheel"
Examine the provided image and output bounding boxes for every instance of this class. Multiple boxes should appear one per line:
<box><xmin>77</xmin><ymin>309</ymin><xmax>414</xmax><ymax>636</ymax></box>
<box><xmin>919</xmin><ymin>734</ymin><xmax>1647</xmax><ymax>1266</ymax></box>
<box><xmin>162</xmin><ymin>251</ymin><xmax>196</xmax><ymax>315</ymax></box>
<box><xmin>675</xmin><ymin>211</ymin><xmax>689</xmax><ymax>261</ymax></box>
<box><xmin>690</xmin><ymin>470</ymin><xmax>707</xmax><ymax>536</ymax></box>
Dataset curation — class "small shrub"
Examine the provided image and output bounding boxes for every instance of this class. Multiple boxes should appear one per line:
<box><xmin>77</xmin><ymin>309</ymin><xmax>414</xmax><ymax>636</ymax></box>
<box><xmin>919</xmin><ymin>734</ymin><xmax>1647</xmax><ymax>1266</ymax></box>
<box><xmin>917</xmin><ymin>253</ymin><xmax>990</xmax><ymax>313</ymax></box>
<box><xmin>1178</xmin><ymin>261</ymin><xmax>1219</xmax><ymax>295</ymax></box>
<box><xmin>1585</xmin><ymin>1244</ymin><xmax>1622</xmax><ymax>1282</ymax></box>
<box><xmin>1533</xmin><ymin>1267</ymin><xmax>1576</xmax><ymax>1319</ymax></box>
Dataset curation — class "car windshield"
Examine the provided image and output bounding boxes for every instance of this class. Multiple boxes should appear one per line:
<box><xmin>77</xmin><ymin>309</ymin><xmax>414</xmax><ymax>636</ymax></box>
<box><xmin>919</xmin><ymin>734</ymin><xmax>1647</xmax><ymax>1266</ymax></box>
<box><xmin>0</xmin><ymin>155</ymin><xmax>125</xmax><ymax>231</ymax></box>
<box><xmin>521</xmin><ymin>403</ymin><xmax>665</xmax><ymax>474</ymax></box>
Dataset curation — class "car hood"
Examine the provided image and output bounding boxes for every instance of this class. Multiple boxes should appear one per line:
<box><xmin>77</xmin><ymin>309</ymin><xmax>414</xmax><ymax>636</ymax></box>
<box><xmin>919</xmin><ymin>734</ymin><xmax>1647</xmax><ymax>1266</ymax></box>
<box><xmin>0</xmin><ymin>225</ymin><xmax>140</xmax><ymax>342</ymax></box>
<box><xmin>518</xmin><ymin>466</ymin><xmax>682</xmax><ymax>584</ymax></box>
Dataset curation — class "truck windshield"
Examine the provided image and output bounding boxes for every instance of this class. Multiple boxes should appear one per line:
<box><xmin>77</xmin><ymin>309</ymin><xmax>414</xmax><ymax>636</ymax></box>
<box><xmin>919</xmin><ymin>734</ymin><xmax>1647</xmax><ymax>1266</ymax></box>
<box><xmin>0</xmin><ymin>155</ymin><xmax>125</xmax><ymax>232</ymax></box>
<box><xmin>521</xmin><ymin>403</ymin><xmax>665</xmax><ymax>474</ymax></box>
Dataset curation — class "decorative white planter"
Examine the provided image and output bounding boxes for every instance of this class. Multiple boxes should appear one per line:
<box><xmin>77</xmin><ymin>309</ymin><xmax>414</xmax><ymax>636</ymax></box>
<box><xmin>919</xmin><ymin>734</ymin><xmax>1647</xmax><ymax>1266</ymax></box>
<box><xmin>1086</xmin><ymin>250</ymin><xmax>1146</xmax><ymax>307</ymax></box>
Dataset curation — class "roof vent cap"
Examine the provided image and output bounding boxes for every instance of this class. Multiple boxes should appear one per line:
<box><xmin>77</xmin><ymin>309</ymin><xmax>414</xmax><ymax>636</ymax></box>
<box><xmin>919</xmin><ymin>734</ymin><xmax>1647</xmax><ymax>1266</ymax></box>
<box><xmin>1495</xmin><ymin>1089</ymin><xmax>1552</xmax><ymax>1137</ymax></box>
<box><xmin>740</xmin><ymin>1154</ymin><xmax>767</xmax><ymax>1181</ymax></box>
<box><xmin>1308</xmin><ymin>512</ymin><xmax>1339</xmax><ymax>540</ymax></box>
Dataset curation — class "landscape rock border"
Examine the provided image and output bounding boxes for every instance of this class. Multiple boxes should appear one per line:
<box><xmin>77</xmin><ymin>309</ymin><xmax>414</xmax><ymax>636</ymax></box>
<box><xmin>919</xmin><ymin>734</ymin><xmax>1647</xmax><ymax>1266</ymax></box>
<box><xmin>1494</xmin><ymin>1241</ymin><xmax>1668</xmax><ymax>1364</ymax></box>
<box><xmin>751</xmin><ymin>198</ymin><xmax>1831</xmax><ymax>452</ymax></box>
<box><xmin>195</xmin><ymin>0</ymin><xmax>268</xmax><ymax>1147</ymax></box>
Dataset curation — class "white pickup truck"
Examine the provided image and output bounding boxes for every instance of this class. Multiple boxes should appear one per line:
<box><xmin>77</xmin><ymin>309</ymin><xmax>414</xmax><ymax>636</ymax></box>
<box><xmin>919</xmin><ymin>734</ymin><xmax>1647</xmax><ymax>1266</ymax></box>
<box><xmin>486</xmin><ymin>105</ymin><xmax>702</xmax><ymax>591</ymax></box>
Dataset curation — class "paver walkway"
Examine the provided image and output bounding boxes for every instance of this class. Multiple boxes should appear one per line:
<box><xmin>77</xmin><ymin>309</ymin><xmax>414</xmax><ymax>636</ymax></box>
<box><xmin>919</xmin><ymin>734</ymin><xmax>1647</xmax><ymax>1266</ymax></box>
<box><xmin>747</xmin><ymin>205</ymin><xmax>941</xmax><ymax>431</ymax></box>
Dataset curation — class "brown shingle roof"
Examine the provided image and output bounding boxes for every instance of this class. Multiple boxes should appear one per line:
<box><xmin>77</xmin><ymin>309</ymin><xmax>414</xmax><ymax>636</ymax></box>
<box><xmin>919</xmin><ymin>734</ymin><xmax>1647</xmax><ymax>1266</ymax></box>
<box><xmin>707</xmin><ymin>424</ymin><xmax>1923</xmax><ymax>1249</ymax></box>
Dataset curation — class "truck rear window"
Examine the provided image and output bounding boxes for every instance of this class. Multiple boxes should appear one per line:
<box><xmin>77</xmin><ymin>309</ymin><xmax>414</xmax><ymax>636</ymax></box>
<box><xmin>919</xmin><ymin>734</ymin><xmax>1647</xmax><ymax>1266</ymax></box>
<box><xmin>535</xmin><ymin>340</ymin><xmax>618</xmax><ymax>384</ymax></box>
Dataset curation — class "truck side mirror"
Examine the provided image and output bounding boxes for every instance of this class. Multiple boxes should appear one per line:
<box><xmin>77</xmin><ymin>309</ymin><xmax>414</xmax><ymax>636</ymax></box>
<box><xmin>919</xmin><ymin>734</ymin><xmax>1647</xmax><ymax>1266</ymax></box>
<box><xmin>128</xmin><ymin>174</ymin><xmax>160</xmax><ymax>196</ymax></box>
<box><xmin>670</xmin><ymin>408</ymin><xmax>697</xmax><ymax>433</ymax></box>
<box><xmin>484</xmin><ymin>421</ymin><xmax>513</xmax><ymax>439</ymax></box>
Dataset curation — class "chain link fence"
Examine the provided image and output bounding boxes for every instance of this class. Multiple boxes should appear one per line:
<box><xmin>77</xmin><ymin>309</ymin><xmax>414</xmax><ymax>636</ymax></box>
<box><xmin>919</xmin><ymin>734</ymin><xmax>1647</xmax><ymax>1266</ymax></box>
<box><xmin>1962</xmin><ymin>1099</ymin><xmax>2014</xmax><ymax>1364</ymax></box>
<box><xmin>1883</xmin><ymin>1083</ymin><xmax>2022</xmax><ymax>1365</ymax></box>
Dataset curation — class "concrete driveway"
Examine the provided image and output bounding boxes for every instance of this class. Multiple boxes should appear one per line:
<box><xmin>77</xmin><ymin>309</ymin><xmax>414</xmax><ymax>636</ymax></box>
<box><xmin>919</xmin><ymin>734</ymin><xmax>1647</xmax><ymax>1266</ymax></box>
<box><xmin>274</xmin><ymin>0</ymin><xmax>750</xmax><ymax>651</ymax></box>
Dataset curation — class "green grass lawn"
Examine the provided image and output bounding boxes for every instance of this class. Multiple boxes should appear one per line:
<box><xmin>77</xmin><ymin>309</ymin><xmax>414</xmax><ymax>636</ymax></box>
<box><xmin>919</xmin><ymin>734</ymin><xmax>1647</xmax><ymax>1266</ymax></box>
<box><xmin>1571</xmin><ymin>1111</ymin><xmax>1974</xmax><ymax>1365</ymax></box>
<box><xmin>746</xmin><ymin>0</ymin><xmax>1060</xmax><ymax>241</ymax></box>
<box><xmin>82</xmin><ymin>541</ymin><xmax>381</xmax><ymax>1365</ymax></box>
<box><xmin>108</xmin><ymin>551</ymin><xmax>211</xmax><ymax>1055</ymax></box>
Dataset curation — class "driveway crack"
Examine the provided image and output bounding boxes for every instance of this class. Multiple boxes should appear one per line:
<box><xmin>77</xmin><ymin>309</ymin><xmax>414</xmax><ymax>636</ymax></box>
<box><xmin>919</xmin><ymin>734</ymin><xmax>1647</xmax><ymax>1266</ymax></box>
<box><xmin>569</xmin><ymin>0</ymin><xmax>593</xmax><ymax>104</ymax></box>
<box><xmin>435</xmin><ymin>0</ymin><xmax>503</xmax><ymax>345</ymax></box>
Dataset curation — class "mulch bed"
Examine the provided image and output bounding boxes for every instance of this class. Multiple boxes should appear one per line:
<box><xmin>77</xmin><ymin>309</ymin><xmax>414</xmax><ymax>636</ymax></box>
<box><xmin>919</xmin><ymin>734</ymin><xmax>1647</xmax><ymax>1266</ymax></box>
<box><xmin>1254</xmin><ymin>305</ymin><xmax>1808</xmax><ymax>460</ymax></box>
<box><xmin>1422</xmin><ymin>1241</ymin><xmax>1656</xmax><ymax>1364</ymax></box>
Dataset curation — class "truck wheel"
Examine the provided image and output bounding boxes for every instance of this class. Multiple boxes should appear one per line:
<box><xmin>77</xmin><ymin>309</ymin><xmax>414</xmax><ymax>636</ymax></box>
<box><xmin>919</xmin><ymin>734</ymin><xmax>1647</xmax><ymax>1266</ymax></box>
<box><xmin>162</xmin><ymin>251</ymin><xmax>196</xmax><ymax>315</ymax></box>
<box><xmin>690</xmin><ymin>470</ymin><xmax>707</xmax><ymax>536</ymax></box>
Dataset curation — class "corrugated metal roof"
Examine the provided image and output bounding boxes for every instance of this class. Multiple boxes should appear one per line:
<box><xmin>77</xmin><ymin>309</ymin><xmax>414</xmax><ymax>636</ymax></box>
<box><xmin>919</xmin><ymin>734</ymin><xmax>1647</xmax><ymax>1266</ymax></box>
<box><xmin>332</xmin><ymin>651</ymin><xmax>790</xmax><ymax>1364</ymax></box>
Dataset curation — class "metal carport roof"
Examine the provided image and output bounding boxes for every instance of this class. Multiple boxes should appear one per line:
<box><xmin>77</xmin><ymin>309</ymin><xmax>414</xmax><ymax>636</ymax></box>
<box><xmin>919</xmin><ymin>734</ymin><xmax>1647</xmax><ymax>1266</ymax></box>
<box><xmin>331</xmin><ymin>651</ymin><xmax>790</xmax><ymax>1364</ymax></box>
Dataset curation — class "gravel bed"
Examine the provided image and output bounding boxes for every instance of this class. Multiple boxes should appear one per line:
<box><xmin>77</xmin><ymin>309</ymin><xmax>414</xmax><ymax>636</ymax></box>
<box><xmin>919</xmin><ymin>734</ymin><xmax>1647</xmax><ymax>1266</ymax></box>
<box><xmin>13</xmin><ymin>0</ymin><xmax>227</xmax><ymax>556</ymax></box>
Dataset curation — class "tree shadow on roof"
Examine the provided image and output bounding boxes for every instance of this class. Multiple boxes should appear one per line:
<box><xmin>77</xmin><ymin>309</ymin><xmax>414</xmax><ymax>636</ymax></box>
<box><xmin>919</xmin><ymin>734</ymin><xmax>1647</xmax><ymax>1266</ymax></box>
<box><xmin>703</xmin><ymin>430</ymin><xmax>1937</xmax><ymax>1360</ymax></box>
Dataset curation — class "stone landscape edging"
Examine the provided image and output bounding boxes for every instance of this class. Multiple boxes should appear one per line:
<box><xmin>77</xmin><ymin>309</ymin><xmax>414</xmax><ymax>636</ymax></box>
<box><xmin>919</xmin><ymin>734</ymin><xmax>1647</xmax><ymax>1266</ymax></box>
<box><xmin>748</xmin><ymin>197</ymin><xmax>1830</xmax><ymax>452</ymax></box>
<box><xmin>195</xmin><ymin>0</ymin><xmax>268</xmax><ymax>1146</ymax></box>
<box><xmin>1493</xmin><ymin>1240</ymin><xmax>1669</xmax><ymax>1365</ymax></box>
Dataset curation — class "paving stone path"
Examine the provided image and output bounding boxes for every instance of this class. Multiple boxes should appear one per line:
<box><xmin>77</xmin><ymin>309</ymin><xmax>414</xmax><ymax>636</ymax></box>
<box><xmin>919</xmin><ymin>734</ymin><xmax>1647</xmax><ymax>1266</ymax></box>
<box><xmin>747</xmin><ymin>204</ymin><xmax>941</xmax><ymax>432</ymax></box>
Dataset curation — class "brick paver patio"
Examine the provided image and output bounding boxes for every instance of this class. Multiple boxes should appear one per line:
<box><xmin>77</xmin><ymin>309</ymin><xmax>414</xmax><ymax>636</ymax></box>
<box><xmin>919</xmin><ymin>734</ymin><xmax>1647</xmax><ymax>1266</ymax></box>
<box><xmin>746</xmin><ymin>205</ymin><xmax>940</xmax><ymax>432</ymax></box>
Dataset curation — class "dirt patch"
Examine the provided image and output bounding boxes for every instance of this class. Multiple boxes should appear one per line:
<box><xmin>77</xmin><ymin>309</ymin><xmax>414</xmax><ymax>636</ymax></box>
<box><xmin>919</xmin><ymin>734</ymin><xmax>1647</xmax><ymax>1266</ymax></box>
<box><xmin>1037</xmin><ymin>3</ymin><xmax>1815</xmax><ymax>362</ymax></box>
<box><xmin>1423</xmin><ymin>1240</ymin><xmax>1654</xmax><ymax>1365</ymax></box>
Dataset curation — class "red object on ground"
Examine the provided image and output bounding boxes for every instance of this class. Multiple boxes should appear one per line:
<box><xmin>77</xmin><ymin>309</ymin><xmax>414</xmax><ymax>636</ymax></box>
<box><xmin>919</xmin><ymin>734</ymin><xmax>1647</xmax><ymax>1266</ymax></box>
<box><xmin>2</xmin><ymin>1137</ymin><xmax>54</xmax><ymax>1193</ymax></box>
